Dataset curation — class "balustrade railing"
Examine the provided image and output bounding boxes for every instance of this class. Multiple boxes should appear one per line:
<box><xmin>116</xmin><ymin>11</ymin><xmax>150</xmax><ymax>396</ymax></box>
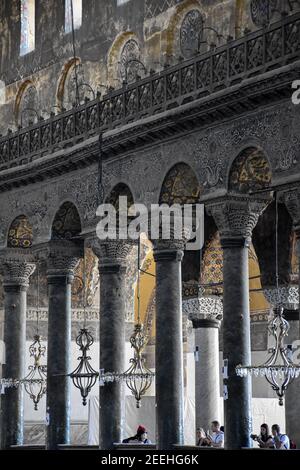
<box><xmin>0</xmin><ymin>12</ymin><xmax>299</xmax><ymax>171</ymax></box>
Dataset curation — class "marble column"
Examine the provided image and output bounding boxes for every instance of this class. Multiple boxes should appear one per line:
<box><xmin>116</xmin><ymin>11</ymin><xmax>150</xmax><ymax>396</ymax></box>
<box><xmin>153</xmin><ymin>238</ymin><xmax>185</xmax><ymax>450</ymax></box>
<box><xmin>0</xmin><ymin>252</ymin><xmax>35</xmax><ymax>449</ymax></box>
<box><xmin>208</xmin><ymin>196</ymin><xmax>268</xmax><ymax>449</ymax></box>
<box><xmin>183</xmin><ymin>295</ymin><xmax>222</xmax><ymax>435</ymax></box>
<box><xmin>92</xmin><ymin>240</ymin><xmax>133</xmax><ymax>450</ymax></box>
<box><xmin>281</xmin><ymin>189</ymin><xmax>300</xmax><ymax>447</ymax></box>
<box><xmin>45</xmin><ymin>241</ymin><xmax>81</xmax><ymax>450</ymax></box>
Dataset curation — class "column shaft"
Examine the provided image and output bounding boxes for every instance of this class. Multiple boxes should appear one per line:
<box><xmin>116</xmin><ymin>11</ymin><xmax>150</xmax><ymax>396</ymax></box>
<box><xmin>99</xmin><ymin>264</ymin><xmax>126</xmax><ymax>449</ymax></box>
<box><xmin>222</xmin><ymin>239</ymin><xmax>252</xmax><ymax>449</ymax></box>
<box><xmin>46</xmin><ymin>273</ymin><xmax>73</xmax><ymax>449</ymax></box>
<box><xmin>0</xmin><ymin>258</ymin><xmax>35</xmax><ymax>450</ymax></box>
<box><xmin>154</xmin><ymin>249</ymin><xmax>184</xmax><ymax>450</ymax></box>
<box><xmin>1</xmin><ymin>285</ymin><xmax>27</xmax><ymax>448</ymax></box>
<box><xmin>194</xmin><ymin>321</ymin><xmax>221</xmax><ymax>433</ymax></box>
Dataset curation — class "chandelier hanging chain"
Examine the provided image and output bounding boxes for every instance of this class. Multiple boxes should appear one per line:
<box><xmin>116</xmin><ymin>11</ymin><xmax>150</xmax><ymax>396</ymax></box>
<box><xmin>83</xmin><ymin>248</ymin><xmax>87</xmax><ymax>330</ymax></box>
<box><xmin>36</xmin><ymin>259</ymin><xmax>40</xmax><ymax>336</ymax></box>
<box><xmin>137</xmin><ymin>235</ymin><xmax>141</xmax><ymax>325</ymax></box>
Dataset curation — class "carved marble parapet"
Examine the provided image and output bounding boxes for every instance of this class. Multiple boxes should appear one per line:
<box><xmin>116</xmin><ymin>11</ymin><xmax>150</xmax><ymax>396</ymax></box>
<box><xmin>0</xmin><ymin>248</ymin><xmax>35</xmax><ymax>287</ymax></box>
<box><xmin>183</xmin><ymin>295</ymin><xmax>223</xmax><ymax>328</ymax></box>
<box><xmin>207</xmin><ymin>195</ymin><xmax>270</xmax><ymax>242</ymax></box>
<box><xmin>263</xmin><ymin>285</ymin><xmax>299</xmax><ymax>309</ymax></box>
<box><xmin>282</xmin><ymin>188</ymin><xmax>300</xmax><ymax>236</ymax></box>
<box><xmin>90</xmin><ymin>238</ymin><xmax>135</xmax><ymax>267</ymax></box>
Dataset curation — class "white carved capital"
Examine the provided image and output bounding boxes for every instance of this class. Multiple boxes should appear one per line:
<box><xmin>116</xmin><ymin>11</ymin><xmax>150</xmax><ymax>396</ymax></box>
<box><xmin>263</xmin><ymin>285</ymin><xmax>299</xmax><ymax>309</ymax></box>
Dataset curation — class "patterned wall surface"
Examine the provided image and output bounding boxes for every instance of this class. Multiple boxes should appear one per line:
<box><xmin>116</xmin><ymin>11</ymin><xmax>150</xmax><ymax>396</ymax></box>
<box><xmin>229</xmin><ymin>148</ymin><xmax>272</xmax><ymax>193</ymax></box>
<box><xmin>7</xmin><ymin>215</ymin><xmax>33</xmax><ymax>248</ymax></box>
<box><xmin>52</xmin><ymin>202</ymin><xmax>81</xmax><ymax>239</ymax></box>
<box><xmin>159</xmin><ymin>162</ymin><xmax>201</xmax><ymax>204</ymax></box>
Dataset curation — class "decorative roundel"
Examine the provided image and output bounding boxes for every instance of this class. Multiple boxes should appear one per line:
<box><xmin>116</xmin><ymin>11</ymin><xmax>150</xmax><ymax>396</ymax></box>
<box><xmin>250</xmin><ymin>0</ymin><xmax>278</xmax><ymax>28</ymax></box>
<box><xmin>180</xmin><ymin>9</ymin><xmax>203</xmax><ymax>59</ymax></box>
<box><xmin>119</xmin><ymin>39</ymin><xmax>142</xmax><ymax>83</ymax></box>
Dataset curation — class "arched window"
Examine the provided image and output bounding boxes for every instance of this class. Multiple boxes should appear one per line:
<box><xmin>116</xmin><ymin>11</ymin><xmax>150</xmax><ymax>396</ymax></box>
<box><xmin>20</xmin><ymin>0</ymin><xmax>35</xmax><ymax>56</ymax></box>
<box><xmin>65</xmin><ymin>0</ymin><xmax>82</xmax><ymax>33</ymax></box>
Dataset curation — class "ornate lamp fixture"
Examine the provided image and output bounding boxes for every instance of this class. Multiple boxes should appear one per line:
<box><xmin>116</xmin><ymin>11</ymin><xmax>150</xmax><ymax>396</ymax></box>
<box><xmin>69</xmin><ymin>250</ymin><xmax>99</xmax><ymax>406</ymax></box>
<box><xmin>236</xmin><ymin>306</ymin><xmax>300</xmax><ymax>405</ymax></box>
<box><xmin>22</xmin><ymin>261</ymin><xmax>47</xmax><ymax>410</ymax></box>
<box><xmin>99</xmin><ymin>236</ymin><xmax>154</xmax><ymax>407</ymax></box>
<box><xmin>23</xmin><ymin>334</ymin><xmax>47</xmax><ymax>411</ymax></box>
<box><xmin>236</xmin><ymin>194</ymin><xmax>300</xmax><ymax>405</ymax></box>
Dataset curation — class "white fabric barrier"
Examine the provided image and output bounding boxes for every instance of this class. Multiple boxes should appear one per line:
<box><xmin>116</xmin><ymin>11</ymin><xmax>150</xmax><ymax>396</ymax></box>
<box><xmin>88</xmin><ymin>396</ymin><xmax>285</xmax><ymax>446</ymax></box>
<box><xmin>88</xmin><ymin>395</ymin><xmax>196</xmax><ymax>445</ymax></box>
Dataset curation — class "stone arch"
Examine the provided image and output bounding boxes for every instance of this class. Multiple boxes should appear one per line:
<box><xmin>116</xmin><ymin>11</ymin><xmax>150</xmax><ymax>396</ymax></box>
<box><xmin>159</xmin><ymin>162</ymin><xmax>201</xmax><ymax>205</ymax></box>
<box><xmin>163</xmin><ymin>0</ymin><xmax>205</xmax><ymax>60</ymax></box>
<box><xmin>228</xmin><ymin>147</ymin><xmax>272</xmax><ymax>194</ymax></box>
<box><xmin>51</xmin><ymin>201</ymin><xmax>82</xmax><ymax>240</ymax></box>
<box><xmin>15</xmin><ymin>79</ymin><xmax>39</xmax><ymax>127</ymax></box>
<box><xmin>7</xmin><ymin>214</ymin><xmax>33</xmax><ymax>249</ymax></box>
<box><xmin>107</xmin><ymin>32</ymin><xmax>145</xmax><ymax>87</ymax></box>
<box><xmin>56</xmin><ymin>57</ymin><xmax>83</xmax><ymax>111</ymax></box>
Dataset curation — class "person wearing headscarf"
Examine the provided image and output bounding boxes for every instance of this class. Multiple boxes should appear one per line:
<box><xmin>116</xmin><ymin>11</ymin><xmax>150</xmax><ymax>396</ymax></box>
<box><xmin>122</xmin><ymin>425</ymin><xmax>152</xmax><ymax>444</ymax></box>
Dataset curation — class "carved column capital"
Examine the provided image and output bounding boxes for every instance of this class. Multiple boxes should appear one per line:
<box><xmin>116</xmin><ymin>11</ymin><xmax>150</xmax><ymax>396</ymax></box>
<box><xmin>152</xmin><ymin>225</ymin><xmax>189</xmax><ymax>262</ymax></box>
<box><xmin>263</xmin><ymin>285</ymin><xmax>299</xmax><ymax>309</ymax></box>
<box><xmin>183</xmin><ymin>294</ymin><xmax>223</xmax><ymax>328</ymax></box>
<box><xmin>207</xmin><ymin>195</ymin><xmax>270</xmax><ymax>245</ymax></box>
<box><xmin>90</xmin><ymin>238</ymin><xmax>135</xmax><ymax>269</ymax></box>
<box><xmin>282</xmin><ymin>188</ymin><xmax>300</xmax><ymax>236</ymax></box>
<box><xmin>36</xmin><ymin>241</ymin><xmax>83</xmax><ymax>280</ymax></box>
<box><xmin>0</xmin><ymin>249</ymin><xmax>35</xmax><ymax>288</ymax></box>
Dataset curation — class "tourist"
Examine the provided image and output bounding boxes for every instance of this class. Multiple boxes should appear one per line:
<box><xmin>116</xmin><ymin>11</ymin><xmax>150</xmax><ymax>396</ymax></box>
<box><xmin>196</xmin><ymin>427</ymin><xmax>211</xmax><ymax>447</ymax></box>
<box><xmin>251</xmin><ymin>423</ymin><xmax>274</xmax><ymax>448</ymax></box>
<box><xmin>122</xmin><ymin>425</ymin><xmax>152</xmax><ymax>444</ymax></box>
<box><xmin>206</xmin><ymin>421</ymin><xmax>224</xmax><ymax>448</ymax></box>
<box><xmin>271</xmin><ymin>424</ymin><xmax>290</xmax><ymax>450</ymax></box>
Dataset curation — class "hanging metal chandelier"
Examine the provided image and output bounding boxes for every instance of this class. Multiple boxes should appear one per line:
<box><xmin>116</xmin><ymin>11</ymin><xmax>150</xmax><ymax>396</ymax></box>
<box><xmin>99</xmin><ymin>236</ymin><xmax>154</xmax><ymax>407</ymax></box>
<box><xmin>236</xmin><ymin>193</ymin><xmax>300</xmax><ymax>405</ymax></box>
<box><xmin>70</xmin><ymin>327</ymin><xmax>98</xmax><ymax>406</ymax></box>
<box><xmin>69</xmin><ymin>250</ymin><xmax>99</xmax><ymax>405</ymax></box>
<box><xmin>22</xmin><ymin>261</ymin><xmax>47</xmax><ymax>410</ymax></box>
<box><xmin>124</xmin><ymin>323</ymin><xmax>154</xmax><ymax>408</ymax></box>
<box><xmin>236</xmin><ymin>306</ymin><xmax>300</xmax><ymax>405</ymax></box>
<box><xmin>23</xmin><ymin>334</ymin><xmax>47</xmax><ymax>410</ymax></box>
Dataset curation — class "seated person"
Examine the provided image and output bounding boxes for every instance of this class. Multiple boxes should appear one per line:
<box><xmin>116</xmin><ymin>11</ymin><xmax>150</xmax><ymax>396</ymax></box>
<box><xmin>271</xmin><ymin>424</ymin><xmax>290</xmax><ymax>450</ymax></box>
<box><xmin>251</xmin><ymin>423</ymin><xmax>274</xmax><ymax>448</ymax></box>
<box><xmin>122</xmin><ymin>425</ymin><xmax>152</xmax><ymax>444</ymax></box>
<box><xmin>206</xmin><ymin>421</ymin><xmax>224</xmax><ymax>448</ymax></box>
<box><xmin>196</xmin><ymin>427</ymin><xmax>211</xmax><ymax>447</ymax></box>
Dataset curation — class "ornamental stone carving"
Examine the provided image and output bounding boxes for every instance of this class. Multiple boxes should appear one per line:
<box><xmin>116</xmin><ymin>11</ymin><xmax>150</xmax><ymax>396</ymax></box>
<box><xmin>263</xmin><ymin>286</ymin><xmax>299</xmax><ymax>309</ymax></box>
<box><xmin>182</xmin><ymin>294</ymin><xmax>223</xmax><ymax>325</ymax></box>
<box><xmin>37</xmin><ymin>241</ymin><xmax>83</xmax><ymax>278</ymax></box>
<box><xmin>207</xmin><ymin>196</ymin><xmax>270</xmax><ymax>240</ymax></box>
<box><xmin>90</xmin><ymin>239</ymin><xmax>135</xmax><ymax>267</ymax></box>
<box><xmin>0</xmin><ymin>250</ymin><xmax>35</xmax><ymax>287</ymax></box>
